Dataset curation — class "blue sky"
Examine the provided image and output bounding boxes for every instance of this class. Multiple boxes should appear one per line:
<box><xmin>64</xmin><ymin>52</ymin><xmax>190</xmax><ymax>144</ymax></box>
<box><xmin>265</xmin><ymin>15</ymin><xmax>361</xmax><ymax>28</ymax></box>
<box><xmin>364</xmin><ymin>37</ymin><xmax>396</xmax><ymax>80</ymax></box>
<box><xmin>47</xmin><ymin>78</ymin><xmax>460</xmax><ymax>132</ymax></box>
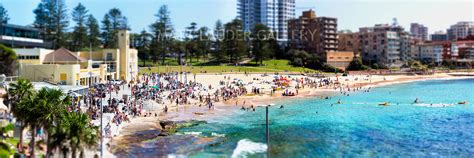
<box><xmin>2</xmin><ymin>0</ymin><xmax>473</xmax><ymax>35</ymax></box>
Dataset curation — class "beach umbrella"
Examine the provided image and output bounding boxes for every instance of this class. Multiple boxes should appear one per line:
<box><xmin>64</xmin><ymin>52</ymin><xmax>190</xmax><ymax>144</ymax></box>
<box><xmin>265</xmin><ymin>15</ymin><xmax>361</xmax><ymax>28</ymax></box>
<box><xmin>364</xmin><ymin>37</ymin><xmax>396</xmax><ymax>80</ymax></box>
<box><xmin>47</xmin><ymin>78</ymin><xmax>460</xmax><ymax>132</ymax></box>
<box><xmin>151</xmin><ymin>86</ymin><xmax>160</xmax><ymax>90</ymax></box>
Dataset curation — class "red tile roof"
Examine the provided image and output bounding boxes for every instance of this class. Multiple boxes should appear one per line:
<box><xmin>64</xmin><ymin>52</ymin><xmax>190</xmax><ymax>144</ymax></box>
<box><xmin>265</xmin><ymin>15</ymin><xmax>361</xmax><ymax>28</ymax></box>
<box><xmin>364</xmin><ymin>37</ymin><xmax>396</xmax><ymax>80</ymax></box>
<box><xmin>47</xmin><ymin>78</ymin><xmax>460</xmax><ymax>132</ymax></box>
<box><xmin>43</xmin><ymin>48</ymin><xmax>87</xmax><ymax>63</ymax></box>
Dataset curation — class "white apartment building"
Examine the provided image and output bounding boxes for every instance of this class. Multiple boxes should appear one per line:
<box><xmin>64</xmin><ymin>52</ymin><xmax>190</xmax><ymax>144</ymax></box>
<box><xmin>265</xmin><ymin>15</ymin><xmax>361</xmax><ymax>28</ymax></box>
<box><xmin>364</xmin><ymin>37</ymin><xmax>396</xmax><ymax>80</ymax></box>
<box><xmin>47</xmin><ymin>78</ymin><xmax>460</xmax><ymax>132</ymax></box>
<box><xmin>237</xmin><ymin>0</ymin><xmax>295</xmax><ymax>41</ymax></box>
<box><xmin>418</xmin><ymin>43</ymin><xmax>444</xmax><ymax>65</ymax></box>
<box><xmin>447</xmin><ymin>22</ymin><xmax>474</xmax><ymax>41</ymax></box>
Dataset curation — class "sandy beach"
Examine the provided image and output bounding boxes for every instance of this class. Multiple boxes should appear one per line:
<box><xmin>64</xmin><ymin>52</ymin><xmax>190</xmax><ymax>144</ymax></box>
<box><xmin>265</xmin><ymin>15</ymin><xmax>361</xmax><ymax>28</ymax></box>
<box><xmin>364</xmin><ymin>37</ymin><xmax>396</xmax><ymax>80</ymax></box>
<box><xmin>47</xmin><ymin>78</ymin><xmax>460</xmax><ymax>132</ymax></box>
<box><xmin>107</xmin><ymin>72</ymin><xmax>474</xmax><ymax>157</ymax></box>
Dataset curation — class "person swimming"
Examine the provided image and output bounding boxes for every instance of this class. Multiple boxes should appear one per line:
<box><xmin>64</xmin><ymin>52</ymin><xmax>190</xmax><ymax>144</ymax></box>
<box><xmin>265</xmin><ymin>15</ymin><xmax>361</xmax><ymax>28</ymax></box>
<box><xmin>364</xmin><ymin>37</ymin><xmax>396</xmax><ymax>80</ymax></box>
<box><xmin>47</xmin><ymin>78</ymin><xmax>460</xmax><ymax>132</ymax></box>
<box><xmin>414</xmin><ymin>98</ymin><xmax>421</xmax><ymax>103</ymax></box>
<box><xmin>280</xmin><ymin>105</ymin><xmax>284</xmax><ymax>109</ymax></box>
<box><xmin>337</xmin><ymin>99</ymin><xmax>342</xmax><ymax>104</ymax></box>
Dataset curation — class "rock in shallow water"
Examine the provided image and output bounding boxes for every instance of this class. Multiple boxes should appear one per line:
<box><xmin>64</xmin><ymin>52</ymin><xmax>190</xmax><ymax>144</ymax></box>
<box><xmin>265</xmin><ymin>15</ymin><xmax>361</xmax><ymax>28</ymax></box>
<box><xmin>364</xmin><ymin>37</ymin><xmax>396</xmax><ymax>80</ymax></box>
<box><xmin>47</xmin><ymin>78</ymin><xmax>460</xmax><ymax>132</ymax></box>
<box><xmin>114</xmin><ymin>135</ymin><xmax>224</xmax><ymax>157</ymax></box>
<box><xmin>111</xmin><ymin>120</ymin><xmax>218</xmax><ymax>157</ymax></box>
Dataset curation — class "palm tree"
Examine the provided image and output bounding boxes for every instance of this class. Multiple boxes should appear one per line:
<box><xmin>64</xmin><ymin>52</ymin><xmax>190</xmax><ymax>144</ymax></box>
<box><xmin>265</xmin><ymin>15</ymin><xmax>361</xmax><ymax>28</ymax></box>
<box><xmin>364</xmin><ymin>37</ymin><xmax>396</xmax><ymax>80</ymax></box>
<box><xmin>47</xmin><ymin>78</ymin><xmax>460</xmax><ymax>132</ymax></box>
<box><xmin>34</xmin><ymin>88</ymin><xmax>69</xmax><ymax>157</ymax></box>
<box><xmin>18</xmin><ymin>94</ymin><xmax>40</xmax><ymax>158</ymax></box>
<box><xmin>17</xmin><ymin>88</ymin><xmax>68</xmax><ymax>158</ymax></box>
<box><xmin>7</xmin><ymin>79</ymin><xmax>34</xmax><ymax>153</ymax></box>
<box><xmin>62</xmin><ymin>111</ymin><xmax>99</xmax><ymax>158</ymax></box>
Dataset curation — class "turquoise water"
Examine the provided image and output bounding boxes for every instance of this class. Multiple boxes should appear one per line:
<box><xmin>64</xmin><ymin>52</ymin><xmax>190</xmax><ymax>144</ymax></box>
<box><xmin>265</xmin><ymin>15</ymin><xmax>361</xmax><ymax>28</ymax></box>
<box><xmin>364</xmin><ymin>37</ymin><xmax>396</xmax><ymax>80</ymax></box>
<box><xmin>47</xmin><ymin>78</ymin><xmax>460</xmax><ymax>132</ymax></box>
<box><xmin>182</xmin><ymin>79</ymin><xmax>474</xmax><ymax>157</ymax></box>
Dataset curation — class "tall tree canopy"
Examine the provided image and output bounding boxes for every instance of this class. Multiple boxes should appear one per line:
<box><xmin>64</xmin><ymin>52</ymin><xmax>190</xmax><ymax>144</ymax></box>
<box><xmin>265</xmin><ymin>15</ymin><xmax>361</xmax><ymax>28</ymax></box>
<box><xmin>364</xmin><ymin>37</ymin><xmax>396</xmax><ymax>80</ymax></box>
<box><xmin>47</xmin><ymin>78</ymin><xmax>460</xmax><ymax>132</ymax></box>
<box><xmin>251</xmin><ymin>24</ymin><xmax>274</xmax><ymax>65</ymax></box>
<box><xmin>212</xmin><ymin>20</ymin><xmax>225</xmax><ymax>62</ymax></box>
<box><xmin>86</xmin><ymin>14</ymin><xmax>101</xmax><ymax>49</ymax></box>
<box><xmin>33</xmin><ymin>0</ymin><xmax>69</xmax><ymax>49</ymax></box>
<box><xmin>223</xmin><ymin>19</ymin><xmax>247</xmax><ymax>64</ymax></box>
<box><xmin>101</xmin><ymin>8</ymin><xmax>128</xmax><ymax>48</ymax></box>
<box><xmin>134</xmin><ymin>30</ymin><xmax>152</xmax><ymax>66</ymax></box>
<box><xmin>0</xmin><ymin>4</ymin><xmax>9</xmax><ymax>24</ymax></box>
<box><xmin>0</xmin><ymin>44</ymin><xmax>16</xmax><ymax>76</ymax></box>
<box><xmin>150</xmin><ymin>5</ymin><xmax>174</xmax><ymax>64</ymax></box>
<box><xmin>71</xmin><ymin>3</ymin><xmax>88</xmax><ymax>51</ymax></box>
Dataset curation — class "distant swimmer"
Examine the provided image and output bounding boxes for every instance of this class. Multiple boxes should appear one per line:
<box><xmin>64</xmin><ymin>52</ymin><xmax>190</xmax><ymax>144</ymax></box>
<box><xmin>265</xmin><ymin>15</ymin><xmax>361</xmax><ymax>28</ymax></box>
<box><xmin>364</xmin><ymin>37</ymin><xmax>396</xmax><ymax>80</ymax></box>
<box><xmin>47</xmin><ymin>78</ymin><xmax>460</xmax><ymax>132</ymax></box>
<box><xmin>280</xmin><ymin>105</ymin><xmax>284</xmax><ymax>109</ymax></box>
<box><xmin>337</xmin><ymin>99</ymin><xmax>342</xmax><ymax>104</ymax></box>
<box><xmin>458</xmin><ymin>101</ymin><xmax>467</xmax><ymax>105</ymax></box>
<box><xmin>414</xmin><ymin>98</ymin><xmax>421</xmax><ymax>104</ymax></box>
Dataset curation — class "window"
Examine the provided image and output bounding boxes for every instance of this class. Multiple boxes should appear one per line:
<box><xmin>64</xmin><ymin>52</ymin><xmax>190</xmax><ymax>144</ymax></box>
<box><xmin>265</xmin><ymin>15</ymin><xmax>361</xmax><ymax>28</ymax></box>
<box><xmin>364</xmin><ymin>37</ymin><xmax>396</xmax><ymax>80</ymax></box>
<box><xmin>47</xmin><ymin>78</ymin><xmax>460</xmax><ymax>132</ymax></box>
<box><xmin>106</xmin><ymin>53</ymin><xmax>113</xmax><ymax>61</ymax></box>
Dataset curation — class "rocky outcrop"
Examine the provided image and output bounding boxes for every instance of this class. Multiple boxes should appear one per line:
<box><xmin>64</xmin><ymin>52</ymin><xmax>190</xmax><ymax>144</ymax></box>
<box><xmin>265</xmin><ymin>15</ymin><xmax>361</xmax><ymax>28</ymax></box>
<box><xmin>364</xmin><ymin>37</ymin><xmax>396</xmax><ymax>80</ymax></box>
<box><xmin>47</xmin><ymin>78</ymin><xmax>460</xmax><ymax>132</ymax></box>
<box><xmin>110</xmin><ymin>120</ymin><xmax>222</xmax><ymax>157</ymax></box>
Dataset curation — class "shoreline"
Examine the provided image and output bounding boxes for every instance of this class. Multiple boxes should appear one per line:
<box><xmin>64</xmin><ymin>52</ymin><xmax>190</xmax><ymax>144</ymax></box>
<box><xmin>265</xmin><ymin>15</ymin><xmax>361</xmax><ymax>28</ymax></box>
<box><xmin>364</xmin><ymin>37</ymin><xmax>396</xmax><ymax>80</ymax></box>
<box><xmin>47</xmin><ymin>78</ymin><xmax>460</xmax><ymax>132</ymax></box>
<box><xmin>108</xmin><ymin>73</ymin><xmax>474</xmax><ymax>157</ymax></box>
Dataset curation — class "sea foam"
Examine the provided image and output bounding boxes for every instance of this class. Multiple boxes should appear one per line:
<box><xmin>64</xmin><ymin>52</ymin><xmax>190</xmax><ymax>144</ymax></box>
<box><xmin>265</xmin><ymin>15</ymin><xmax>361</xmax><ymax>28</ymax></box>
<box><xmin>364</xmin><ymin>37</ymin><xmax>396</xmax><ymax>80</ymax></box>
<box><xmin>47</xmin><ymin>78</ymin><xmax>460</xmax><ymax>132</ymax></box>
<box><xmin>231</xmin><ymin>139</ymin><xmax>267</xmax><ymax>158</ymax></box>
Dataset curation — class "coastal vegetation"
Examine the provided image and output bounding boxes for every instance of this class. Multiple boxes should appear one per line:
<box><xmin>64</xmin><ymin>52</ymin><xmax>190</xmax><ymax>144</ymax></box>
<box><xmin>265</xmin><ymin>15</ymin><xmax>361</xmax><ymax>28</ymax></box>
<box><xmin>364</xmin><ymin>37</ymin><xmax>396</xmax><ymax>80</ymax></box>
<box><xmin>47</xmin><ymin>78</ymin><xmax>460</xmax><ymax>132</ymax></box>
<box><xmin>0</xmin><ymin>44</ymin><xmax>17</xmax><ymax>76</ymax></box>
<box><xmin>3</xmin><ymin>79</ymin><xmax>100</xmax><ymax>157</ymax></box>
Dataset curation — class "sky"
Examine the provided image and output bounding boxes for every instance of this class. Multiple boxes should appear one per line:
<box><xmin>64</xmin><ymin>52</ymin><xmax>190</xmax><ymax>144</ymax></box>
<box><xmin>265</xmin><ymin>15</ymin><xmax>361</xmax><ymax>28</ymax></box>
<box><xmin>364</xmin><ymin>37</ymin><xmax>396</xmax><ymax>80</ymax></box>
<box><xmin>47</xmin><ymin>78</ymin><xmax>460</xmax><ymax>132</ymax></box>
<box><xmin>1</xmin><ymin>0</ymin><xmax>473</xmax><ymax>35</ymax></box>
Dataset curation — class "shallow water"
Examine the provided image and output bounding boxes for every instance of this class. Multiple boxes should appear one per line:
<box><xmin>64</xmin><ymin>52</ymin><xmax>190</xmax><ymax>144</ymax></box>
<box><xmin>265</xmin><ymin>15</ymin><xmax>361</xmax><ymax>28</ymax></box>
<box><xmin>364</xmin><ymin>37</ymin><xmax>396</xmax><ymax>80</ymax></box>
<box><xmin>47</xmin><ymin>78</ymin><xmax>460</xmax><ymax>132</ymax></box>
<box><xmin>180</xmin><ymin>78</ymin><xmax>474</xmax><ymax>157</ymax></box>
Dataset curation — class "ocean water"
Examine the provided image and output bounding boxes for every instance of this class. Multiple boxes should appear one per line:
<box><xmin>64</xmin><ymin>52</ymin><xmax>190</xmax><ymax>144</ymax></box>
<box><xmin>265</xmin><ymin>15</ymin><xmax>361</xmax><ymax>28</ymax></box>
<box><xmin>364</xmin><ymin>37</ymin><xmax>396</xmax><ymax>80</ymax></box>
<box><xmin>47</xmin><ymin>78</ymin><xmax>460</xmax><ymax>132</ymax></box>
<box><xmin>181</xmin><ymin>78</ymin><xmax>474</xmax><ymax>157</ymax></box>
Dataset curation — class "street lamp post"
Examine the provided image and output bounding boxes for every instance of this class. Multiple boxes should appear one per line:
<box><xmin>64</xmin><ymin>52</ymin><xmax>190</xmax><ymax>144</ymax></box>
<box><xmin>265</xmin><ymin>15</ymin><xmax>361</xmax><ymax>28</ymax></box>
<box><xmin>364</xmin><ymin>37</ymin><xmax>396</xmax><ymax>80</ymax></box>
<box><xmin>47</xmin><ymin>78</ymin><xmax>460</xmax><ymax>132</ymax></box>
<box><xmin>100</xmin><ymin>95</ymin><xmax>104</xmax><ymax>157</ymax></box>
<box><xmin>265</xmin><ymin>106</ymin><xmax>269</xmax><ymax>148</ymax></box>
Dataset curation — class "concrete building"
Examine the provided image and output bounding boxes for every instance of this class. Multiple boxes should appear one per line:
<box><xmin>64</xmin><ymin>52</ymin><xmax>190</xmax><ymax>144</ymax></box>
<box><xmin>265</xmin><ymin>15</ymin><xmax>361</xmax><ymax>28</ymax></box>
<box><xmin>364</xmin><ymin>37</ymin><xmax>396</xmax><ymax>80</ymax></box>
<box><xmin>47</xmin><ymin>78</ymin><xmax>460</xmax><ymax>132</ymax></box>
<box><xmin>399</xmin><ymin>32</ymin><xmax>414</xmax><ymax>62</ymax></box>
<box><xmin>316</xmin><ymin>17</ymin><xmax>338</xmax><ymax>53</ymax></box>
<box><xmin>14</xmin><ymin>30</ymin><xmax>138</xmax><ymax>86</ymax></box>
<box><xmin>447</xmin><ymin>22</ymin><xmax>474</xmax><ymax>41</ymax></box>
<box><xmin>326</xmin><ymin>51</ymin><xmax>354</xmax><ymax>71</ymax></box>
<box><xmin>237</xmin><ymin>0</ymin><xmax>295</xmax><ymax>41</ymax></box>
<box><xmin>417</xmin><ymin>42</ymin><xmax>445</xmax><ymax>66</ymax></box>
<box><xmin>0</xmin><ymin>23</ymin><xmax>51</xmax><ymax>48</ymax></box>
<box><xmin>338</xmin><ymin>31</ymin><xmax>360</xmax><ymax>56</ymax></box>
<box><xmin>359</xmin><ymin>24</ymin><xmax>411</xmax><ymax>68</ymax></box>
<box><xmin>431</xmin><ymin>31</ymin><xmax>448</xmax><ymax>42</ymax></box>
<box><xmin>288</xmin><ymin>10</ymin><xmax>338</xmax><ymax>57</ymax></box>
<box><xmin>410</xmin><ymin>23</ymin><xmax>428</xmax><ymax>41</ymax></box>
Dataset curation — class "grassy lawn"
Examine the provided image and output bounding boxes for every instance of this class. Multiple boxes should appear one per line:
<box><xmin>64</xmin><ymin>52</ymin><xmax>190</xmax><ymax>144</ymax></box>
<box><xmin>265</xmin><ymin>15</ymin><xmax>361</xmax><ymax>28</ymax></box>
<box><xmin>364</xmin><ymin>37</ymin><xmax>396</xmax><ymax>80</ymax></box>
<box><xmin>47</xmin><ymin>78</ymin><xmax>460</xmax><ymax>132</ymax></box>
<box><xmin>139</xmin><ymin>58</ymin><xmax>214</xmax><ymax>67</ymax></box>
<box><xmin>139</xmin><ymin>59</ymin><xmax>320</xmax><ymax>74</ymax></box>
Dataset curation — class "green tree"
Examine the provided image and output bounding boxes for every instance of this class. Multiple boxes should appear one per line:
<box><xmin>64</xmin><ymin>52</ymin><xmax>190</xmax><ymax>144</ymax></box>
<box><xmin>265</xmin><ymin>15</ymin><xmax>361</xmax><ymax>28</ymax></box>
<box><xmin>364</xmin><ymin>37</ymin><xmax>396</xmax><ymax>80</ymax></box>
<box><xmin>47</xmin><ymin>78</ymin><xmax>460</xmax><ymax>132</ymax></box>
<box><xmin>101</xmin><ymin>14</ymin><xmax>114</xmax><ymax>48</ymax></box>
<box><xmin>185</xmin><ymin>22</ymin><xmax>198</xmax><ymax>64</ymax></box>
<box><xmin>0</xmin><ymin>123</ymin><xmax>15</xmax><ymax>157</ymax></box>
<box><xmin>61</xmin><ymin>111</ymin><xmax>99</xmax><ymax>158</ymax></box>
<box><xmin>171</xmin><ymin>40</ymin><xmax>186</xmax><ymax>65</ymax></box>
<box><xmin>33</xmin><ymin>0</ymin><xmax>69</xmax><ymax>49</ymax></box>
<box><xmin>212</xmin><ymin>20</ymin><xmax>225</xmax><ymax>62</ymax></box>
<box><xmin>71</xmin><ymin>3</ymin><xmax>89</xmax><ymax>51</ymax></box>
<box><xmin>35</xmin><ymin>88</ymin><xmax>70</xmax><ymax>157</ymax></box>
<box><xmin>197</xmin><ymin>26</ymin><xmax>211</xmax><ymax>63</ymax></box>
<box><xmin>6</xmin><ymin>79</ymin><xmax>34</xmax><ymax>154</ymax></box>
<box><xmin>251</xmin><ymin>24</ymin><xmax>274</xmax><ymax>65</ymax></box>
<box><xmin>150</xmin><ymin>5</ymin><xmax>174</xmax><ymax>65</ymax></box>
<box><xmin>86</xmin><ymin>14</ymin><xmax>101</xmax><ymax>49</ymax></box>
<box><xmin>18</xmin><ymin>94</ymin><xmax>39</xmax><ymax>157</ymax></box>
<box><xmin>33</xmin><ymin>2</ymin><xmax>49</xmax><ymax>39</ymax></box>
<box><xmin>0</xmin><ymin>44</ymin><xmax>16</xmax><ymax>76</ymax></box>
<box><xmin>223</xmin><ymin>19</ymin><xmax>247</xmax><ymax>64</ymax></box>
<box><xmin>135</xmin><ymin>30</ymin><xmax>152</xmax><ymax>66</ymax></box>
<box><xmin>0</xmin><ymin>4</ymin><xmax>9</xmax><ymax>24</ymax></box>
<box><xmin>346</xmin><ymin>57</ymin><xmax>369</xmax><ymax>71</ymax></box>
<box><xmin>101</xmin><ymin>8</ymin><xmax>128</xmax><ymax>48</ymax></box>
